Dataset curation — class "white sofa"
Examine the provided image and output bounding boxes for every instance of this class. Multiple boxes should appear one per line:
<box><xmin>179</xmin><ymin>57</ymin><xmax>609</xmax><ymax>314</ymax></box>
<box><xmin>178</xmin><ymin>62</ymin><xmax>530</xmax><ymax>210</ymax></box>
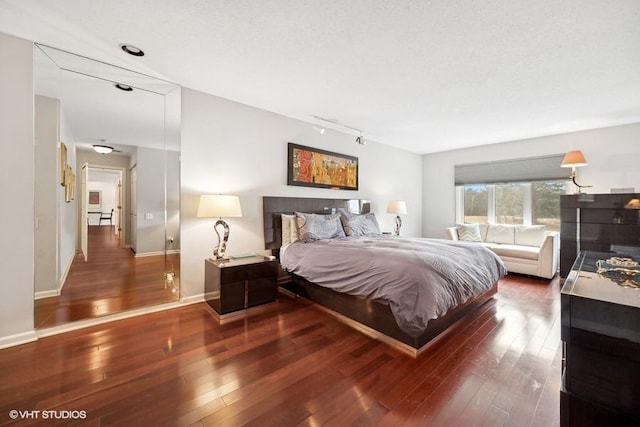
<box><xmin>445</xmin><ymin>223</ymin><xmax>559</xmax><ymax>279</ymax></box>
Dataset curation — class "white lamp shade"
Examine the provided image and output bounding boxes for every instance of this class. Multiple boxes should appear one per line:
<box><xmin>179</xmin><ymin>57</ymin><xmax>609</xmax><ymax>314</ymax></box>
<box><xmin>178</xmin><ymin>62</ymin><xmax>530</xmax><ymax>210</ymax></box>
<box><xmin>561</xmin><ymin>150</ymin><xmax>588</xmax><ymax>168</ymax></box>
<box><xmin>386</xmin><ymin>200</ymin><xmax>407</xmax><ymax>215</ymax></box>
<box><xmin>197</xmin><ymin>195</ymin><xmax>242</xmax><ymax>218</ymax></box>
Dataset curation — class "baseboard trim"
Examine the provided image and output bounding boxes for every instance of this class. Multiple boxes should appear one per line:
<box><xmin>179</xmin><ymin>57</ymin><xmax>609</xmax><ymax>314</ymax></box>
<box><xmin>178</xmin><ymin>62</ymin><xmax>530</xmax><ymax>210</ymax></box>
<box><xmin>34</xmin><ymin>289</ymin><xmax>59</xmax><ymax>300</ymax></box>
<box><xmin>179</xmin><ymin>293</ymin><xmax>204</xmax><ymax>304</ymax></box>
<box><xmin>58</xmin><ymin>252</ymin><xmax>75</xmax><ymax>293</ymax></box>
<box><xmin>134</xmin><ymin>251</ymin><xmax>164</xmax><ymax>258</ymax></box>
<box><xmin>34</xmin><ymin>253</ymin><xmax>76</xmax><ymax>300</ymax></box>
<box><xmin>0</xmin><ymin>330</ymin><xmax>38</xmax><ymax>350</ymax></box>
<box><xmin>36</xmin><ymin>297</ymin><xmax>203</xmax><ymax>340</ymax></box>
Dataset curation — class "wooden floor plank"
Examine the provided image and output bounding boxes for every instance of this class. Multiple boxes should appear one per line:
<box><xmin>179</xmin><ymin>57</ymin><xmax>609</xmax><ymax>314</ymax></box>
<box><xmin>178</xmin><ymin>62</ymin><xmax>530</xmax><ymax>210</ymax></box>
<box><xmin>35</xmin><ymin>225</ymin><xmax>178</xmax><ymax>329</ymax></box>
<box><xmin>1</xmin><ymin>274</ymin><xmax>562</xmax><ymax>426</ymax></box>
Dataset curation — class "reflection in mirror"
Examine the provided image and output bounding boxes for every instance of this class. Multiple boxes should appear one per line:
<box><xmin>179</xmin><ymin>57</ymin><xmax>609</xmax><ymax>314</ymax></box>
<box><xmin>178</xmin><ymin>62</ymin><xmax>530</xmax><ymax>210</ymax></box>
<box><xmin>33</xmin><ymin>44</ymin><xmax>181</xmax><ymax>329</ymax></box>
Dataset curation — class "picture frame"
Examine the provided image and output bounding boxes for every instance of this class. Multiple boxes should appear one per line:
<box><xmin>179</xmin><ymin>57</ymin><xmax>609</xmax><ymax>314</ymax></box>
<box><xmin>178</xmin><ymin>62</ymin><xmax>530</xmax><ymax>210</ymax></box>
<box><xmin>64</xmin><ymin>165</ymin><xmax>73</xmax><ymax>203</ymax></box>
<box><xmin>287</xmin><ymin>143</ymin><xmax>358</xmax><ymax>190</ymax></box>
<box><xmin>60</xmin><ymin>142</ymin><xmax>67</xmax><ymax>186</ymax></box>
<box><xmin>69</xmin><ymin>172</ymin><xmax>76</xmax><ymax>201</ymax></box>
<box><xmin>88</xmin><ymin>190</ymin><xmax>101</xmax><ymax>208</ymax></box>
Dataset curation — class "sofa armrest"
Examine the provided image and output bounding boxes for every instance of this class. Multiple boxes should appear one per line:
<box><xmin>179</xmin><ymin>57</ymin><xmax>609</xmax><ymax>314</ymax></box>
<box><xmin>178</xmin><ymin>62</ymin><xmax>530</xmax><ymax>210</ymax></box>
<box><xmin>445</xmin><ymin>227</ymin><xmax>459</xmax><ymax>241</ymax></box>
<box><xmin>537</xmin><ymin>231</ymin><xmax>559</xmax><ymax>279</ymax></box>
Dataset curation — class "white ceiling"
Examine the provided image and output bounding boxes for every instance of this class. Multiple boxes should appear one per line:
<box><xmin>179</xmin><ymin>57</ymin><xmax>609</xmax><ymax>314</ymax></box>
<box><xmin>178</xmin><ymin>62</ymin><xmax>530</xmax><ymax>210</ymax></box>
<box><xmin>2</xmin><ymin>0</ymin><xmax>639</xmax><ymax>154</ymax></box>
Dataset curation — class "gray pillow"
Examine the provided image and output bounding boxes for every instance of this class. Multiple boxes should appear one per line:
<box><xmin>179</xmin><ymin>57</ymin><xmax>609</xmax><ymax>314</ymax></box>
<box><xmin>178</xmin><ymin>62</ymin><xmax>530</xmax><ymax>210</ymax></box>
<box><xmin>340</xmin><ymin>212</ymin><xmax>381</xmax><ymax>236</ymax></box>
<box><xmin>456</xmin><ymin>223</ymin><xmax>482</xmax><ymax>242</ymax></box>
<box><xmin>294</xmin><ymin>212</ymin><xmax>346</xmax><ymax>242</ymax></box>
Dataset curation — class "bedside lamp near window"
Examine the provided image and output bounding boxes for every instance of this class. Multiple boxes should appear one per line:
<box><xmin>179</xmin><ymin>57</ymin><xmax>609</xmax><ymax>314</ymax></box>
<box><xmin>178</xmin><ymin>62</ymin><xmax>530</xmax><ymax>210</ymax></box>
<box><xmin>197</xmin><ymin>194</ymin><xmax>243</xmax><ymax>260</ymax></box>
<box><xmin>387</xmin><ymin>200</ymin><xmax>407</xmax><ymax>236</ymax></box>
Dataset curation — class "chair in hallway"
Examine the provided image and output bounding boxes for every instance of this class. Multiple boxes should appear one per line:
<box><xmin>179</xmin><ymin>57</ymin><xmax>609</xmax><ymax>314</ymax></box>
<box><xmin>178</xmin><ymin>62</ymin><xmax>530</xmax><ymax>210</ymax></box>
<box><xmin>99</xmin><ymin>209</ymin><xmax>114</xmax><ymax>226</ymax></box>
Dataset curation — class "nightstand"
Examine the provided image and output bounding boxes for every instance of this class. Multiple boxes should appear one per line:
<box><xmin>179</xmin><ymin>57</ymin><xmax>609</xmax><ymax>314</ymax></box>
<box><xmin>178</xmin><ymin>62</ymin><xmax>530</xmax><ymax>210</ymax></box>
<box><xmin>204</xmin><ymin>255</ymin><xmax>278</xmax><ymax>315</ymax></box>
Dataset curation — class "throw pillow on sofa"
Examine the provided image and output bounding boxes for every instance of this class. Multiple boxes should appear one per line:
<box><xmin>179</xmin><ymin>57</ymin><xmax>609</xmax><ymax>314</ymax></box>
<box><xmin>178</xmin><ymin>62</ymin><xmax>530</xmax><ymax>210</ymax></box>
<box><xmin>456</xmin><ymin>223</ymin><xmax>482</xmax><ymax>242</ymax></box>
<box><xmin>486</xmin><ymin>224</ymin><xmax>516</xmax><ymax>244</ymax></box>
<box><xmin>515</xmin><ymin>225</ymin><xmax>545</xmax><ymax>247</ymax></box>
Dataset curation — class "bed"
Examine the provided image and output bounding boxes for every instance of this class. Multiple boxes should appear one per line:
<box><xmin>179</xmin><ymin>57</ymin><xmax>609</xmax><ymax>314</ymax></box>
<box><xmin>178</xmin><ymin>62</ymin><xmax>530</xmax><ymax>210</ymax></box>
<box><xmin>263</xmin><ymin>196</ymin><xmax>506</xmax><ymax>356</ymax></box>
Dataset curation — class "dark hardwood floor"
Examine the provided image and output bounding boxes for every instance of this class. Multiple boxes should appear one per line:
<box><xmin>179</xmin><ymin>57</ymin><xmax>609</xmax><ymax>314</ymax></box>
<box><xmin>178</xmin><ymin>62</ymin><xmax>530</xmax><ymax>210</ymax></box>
<box><xmin>3</xmin><ymin>274</ymin><xmax>560</xmax><ymax>426</ymax></box>
<box><xmin>35</xmin><ymin>226</ymin><xmax>179</xmax><ymax>329</ymax></box>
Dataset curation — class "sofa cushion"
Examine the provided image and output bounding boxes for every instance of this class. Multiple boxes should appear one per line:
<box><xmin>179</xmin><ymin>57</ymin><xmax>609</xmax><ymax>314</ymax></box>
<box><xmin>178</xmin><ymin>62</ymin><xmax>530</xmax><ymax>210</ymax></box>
<box><xmin>490</xmin><ymin>244</ymin><xmax>540</xmax><ymax>261</ymax></box>
<box><xmin>486</xmin><ymin>224</ymin><xmax>515</xmax><ymax>244</ymax></box>
<box><xmin>478</xmin><ymin>223</ymin><xmax>490</xmax><ymax>241</ymax></box>
<box><xmin>515</xmin><ymin>225</ymin><xmax>545</xmax><ymax>247</ymax></box>
<box><xmin>456</xmin><ymin>223</ymin><xmax>482</xmax><ymax>242</ymax></box>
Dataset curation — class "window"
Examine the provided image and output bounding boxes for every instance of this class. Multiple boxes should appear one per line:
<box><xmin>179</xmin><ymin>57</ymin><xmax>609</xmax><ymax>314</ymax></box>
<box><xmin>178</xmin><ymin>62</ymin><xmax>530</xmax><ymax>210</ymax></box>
<box><xmin>457</xmin><ymin>180</ymin><xmax>566</xmax><ymax>231</ymax></box>
<box><xmin>532</xmin><ymin>181</ymin><xmax>565</xmax><ymax>232</ymax></box>
<box><xmin>463</xmin><ymin>184</ymin><xmax>488</xmax><ymax>223</ymax></box>
<box><xmin>495</xmin><ymin>184</ymin><xmax>524</xmax><ymax>224</ymax></box>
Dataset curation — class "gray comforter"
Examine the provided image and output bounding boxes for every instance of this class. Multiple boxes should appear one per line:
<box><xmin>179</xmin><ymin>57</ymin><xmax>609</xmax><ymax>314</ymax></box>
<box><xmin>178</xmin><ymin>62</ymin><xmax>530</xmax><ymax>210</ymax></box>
<box><xmin>280</xmin><ymin>236</ymin><xmax>507</xmax><ymax>336</ymax></box>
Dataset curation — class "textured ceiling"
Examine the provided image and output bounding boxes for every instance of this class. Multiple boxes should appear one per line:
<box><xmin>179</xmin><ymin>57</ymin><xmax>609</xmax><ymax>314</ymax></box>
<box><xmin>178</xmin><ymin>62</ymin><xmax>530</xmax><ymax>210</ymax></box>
<box><xmin>1</xmin><ymin>0</ymin><xmax>639</xmax><ymax>154</ymax></box>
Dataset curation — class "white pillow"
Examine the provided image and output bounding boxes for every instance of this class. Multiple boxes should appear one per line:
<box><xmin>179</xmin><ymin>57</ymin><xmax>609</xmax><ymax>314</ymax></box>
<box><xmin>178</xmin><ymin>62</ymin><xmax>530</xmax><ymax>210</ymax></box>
<box><xmin>289</xmin><ymin>215</ymin><xmax>299</xmax><ymax>243</ymax></box>
<box><xmin>478</xmin><ymin>223</ymin><xmax>490</xmax><ymax>242</ymax></box>
<box><xmin>515</xmin><ymin>225</ymin><xmax>545</xmax><ymax>247</ymax></box>
<box><xmin>456</xmin><ymin>223</ymin><xmax>482</xmax><ymax>242</ymax></box>
<box><xmin>281</xmin><ymin>214</ymin><xmax>295</xmax><ymax>246</ymax></box>
<box><xmin>486</xmin><ymin>224</ymin><xmax>515</xmax><ymax>244</ymax></box>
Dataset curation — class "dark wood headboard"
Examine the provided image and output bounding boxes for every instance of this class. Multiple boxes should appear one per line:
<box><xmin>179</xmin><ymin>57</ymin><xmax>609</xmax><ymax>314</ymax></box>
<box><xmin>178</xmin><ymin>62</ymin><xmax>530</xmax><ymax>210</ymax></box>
<box><xmin>262</xmin><ymin>196</ymin><xmax>370</xmax><ymax>251</ymax></box>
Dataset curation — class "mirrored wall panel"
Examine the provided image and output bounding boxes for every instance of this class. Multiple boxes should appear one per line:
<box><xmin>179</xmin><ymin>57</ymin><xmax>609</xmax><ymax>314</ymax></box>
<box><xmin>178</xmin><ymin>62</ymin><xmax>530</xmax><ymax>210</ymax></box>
<box><xmin>33</xmin><ymin>44</ymin><xmax>181</xmax><ymax>329</ymax></box>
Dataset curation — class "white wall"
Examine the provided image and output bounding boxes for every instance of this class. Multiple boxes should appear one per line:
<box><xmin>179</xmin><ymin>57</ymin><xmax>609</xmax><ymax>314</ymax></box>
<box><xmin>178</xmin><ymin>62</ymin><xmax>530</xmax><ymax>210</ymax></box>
<box><xmin>0</xmin><ymin>33</ymin><xmax>36</xmax><ymax>346</ymax></box>
<box><xmin>34</xmin><ymin>95</ymin><xmax>59</xmax><ymax>295</ymax></box>
<box><xmin>135</xmin><ymin>146</ymin><xmax>168</xmax><ymax>255</ymax></box>
<box><xmin>180</xmin><ymin>87</ymin><xmax>423</xmax><ymax>299</ymax></box>
<box><xmin>422</xmin><ymin>123</ymin><xmax>640</xmax><ymax>238</ymax></box>
<box><xmin>166</xmin><ymin>149</ymin><xmax>180</xmax><ymax>250</ymax></box>
<box><xmin>58</xmin><ymin>108</ymin><xmax>77</xmax><ymax>290</ymax></box>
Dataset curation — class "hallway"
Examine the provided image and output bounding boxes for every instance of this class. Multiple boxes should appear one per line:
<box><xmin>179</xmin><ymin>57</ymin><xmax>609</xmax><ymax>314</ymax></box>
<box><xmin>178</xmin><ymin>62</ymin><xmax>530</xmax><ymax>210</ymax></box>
<box><xmin>35</xmin><ymin>225</ymin><xmax>179</xmax><ymax>329</ymax></box>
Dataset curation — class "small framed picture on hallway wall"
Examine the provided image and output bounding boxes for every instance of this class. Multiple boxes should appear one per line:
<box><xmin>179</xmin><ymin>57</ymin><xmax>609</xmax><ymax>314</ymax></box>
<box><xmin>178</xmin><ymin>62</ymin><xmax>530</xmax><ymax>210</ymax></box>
<box><xmin>89</xmin><ymin>190</ymin><xmax>101</xmax><ymax>208</ymax></box>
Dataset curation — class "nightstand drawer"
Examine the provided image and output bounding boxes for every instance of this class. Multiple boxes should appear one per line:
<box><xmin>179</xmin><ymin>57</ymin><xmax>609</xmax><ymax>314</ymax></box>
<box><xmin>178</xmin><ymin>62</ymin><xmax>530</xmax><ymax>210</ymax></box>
<box><xmin>248</xmin><ymin>277</ymin><xmax>278</xmax><ymax>307</ymax></box>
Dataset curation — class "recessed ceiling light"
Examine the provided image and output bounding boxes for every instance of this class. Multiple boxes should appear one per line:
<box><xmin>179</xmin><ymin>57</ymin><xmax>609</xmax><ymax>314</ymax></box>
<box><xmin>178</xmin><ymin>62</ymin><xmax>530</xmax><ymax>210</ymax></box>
<box><xmin>115</xmin><ymin>83</ymin><xmax>133</xmax><ymax>92</ymax></box>
<box><xmin>120</xmin><ymin>44</ymin><xmax>145</xmax><ymax>57</ymax></box>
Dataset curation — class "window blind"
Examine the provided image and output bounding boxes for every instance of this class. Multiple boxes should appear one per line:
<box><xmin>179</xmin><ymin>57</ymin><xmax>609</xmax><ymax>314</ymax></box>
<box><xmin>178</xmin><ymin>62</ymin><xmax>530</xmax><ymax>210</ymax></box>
<box><xmin>454</xmin><ymin>154</ymin><xmax>567</xmax><ymax>185</ymax></box>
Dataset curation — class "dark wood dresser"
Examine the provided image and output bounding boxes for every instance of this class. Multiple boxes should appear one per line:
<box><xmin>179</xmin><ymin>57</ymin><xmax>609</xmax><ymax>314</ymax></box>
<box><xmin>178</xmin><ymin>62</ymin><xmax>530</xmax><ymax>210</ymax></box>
<box><xmin>204</xmin><ymin>256</ymin><xmax>278</xmax><ymax>315</ymax></box>
<box><xmin>560</xmin><ymin>193</ymin><xmax>640</xmax><ymax>277</ymax></box>
<box><xmin>560</xmin><ymin>251</ymin><xmax>640</xmax><ymax>426</ymax></box>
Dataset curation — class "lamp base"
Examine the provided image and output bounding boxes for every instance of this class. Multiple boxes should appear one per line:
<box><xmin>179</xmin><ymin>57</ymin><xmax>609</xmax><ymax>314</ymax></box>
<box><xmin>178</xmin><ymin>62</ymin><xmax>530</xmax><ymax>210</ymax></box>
<box><xmin>394</xmin><ymin>215</ymin><xmax>402</xmax><ymax>236</ymax></box>
<box><xmin>212</xmin><ymin>219</ymin><xmax>230</xmax><ymax>259</ymax></box>
<box><xmin>571</xmin><ymin>174</ymin><xmax>592</xmax><ymax>194</ymax></box>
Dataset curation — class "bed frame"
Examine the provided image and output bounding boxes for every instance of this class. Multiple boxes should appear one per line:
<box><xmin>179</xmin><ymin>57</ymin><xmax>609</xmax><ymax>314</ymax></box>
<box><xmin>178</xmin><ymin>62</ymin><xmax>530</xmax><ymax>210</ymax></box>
<box><xmin>262</xmin><ymin>196</ymin><xmax>498</xmax><ymax>357</ymax></box>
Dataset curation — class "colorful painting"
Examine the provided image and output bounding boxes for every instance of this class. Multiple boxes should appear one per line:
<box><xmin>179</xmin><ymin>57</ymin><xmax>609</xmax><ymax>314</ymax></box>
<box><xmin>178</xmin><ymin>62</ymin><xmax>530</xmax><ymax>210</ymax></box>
<box><xmin>287</xmin><ymin>143</ymin><xmax>358</xmax><ymax>190</ymax></box>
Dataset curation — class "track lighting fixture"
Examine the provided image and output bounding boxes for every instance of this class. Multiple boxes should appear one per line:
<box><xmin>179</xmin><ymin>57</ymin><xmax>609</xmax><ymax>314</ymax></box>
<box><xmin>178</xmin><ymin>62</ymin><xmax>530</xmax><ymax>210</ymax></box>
<box><xmin>312</xmin><ymin>125</ymin><xmax>326</xmax><ymax>134</ymax></box>
<box><xmin>313</xmin><ymin>115</ymin><xmax>367</xmax><ymax>146</ymax></box>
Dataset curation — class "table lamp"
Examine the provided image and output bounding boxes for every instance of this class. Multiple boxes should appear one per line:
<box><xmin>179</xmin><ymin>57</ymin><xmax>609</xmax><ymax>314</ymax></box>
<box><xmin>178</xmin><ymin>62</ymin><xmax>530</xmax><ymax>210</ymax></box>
<box><xmin>387</xmin><ymin>200</ymin><xmax>407</xmax><ymax>236</ymax></box>
<box><xmin>197</xmin><ymin>194</ymin><xmax>242</xmax><ymax>259</ymax></box>
<box><xmin>561</xmin><ymin>150</ymin><xmax>592</xmax><ymax>193</ymax></box>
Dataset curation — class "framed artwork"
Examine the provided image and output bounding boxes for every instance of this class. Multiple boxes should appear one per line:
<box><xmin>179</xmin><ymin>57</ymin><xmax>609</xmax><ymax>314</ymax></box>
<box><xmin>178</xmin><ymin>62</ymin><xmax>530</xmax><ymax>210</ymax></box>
<box><xmin>69</xmin><ymin>172</ymin><xmax>76</xmax><ymax>201</ymax></box>
<box><xmin>60</xmin><ymin>142</ymin><xmax>67</xmax><ymax>186</ymax></box>
<box><xmin>64</xmin><ymin>165</ymin><xmax>73</xmax><ymax>202</ymax></box>
<box><xmin>89</xmin><ymin>190</ymin><xmax>101</xmax><ymax>208</ymax></box>
<box><xmin>287</xmin><ymin>143</ymin><xmax>358</xmax><ymax>190</ymax></box>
